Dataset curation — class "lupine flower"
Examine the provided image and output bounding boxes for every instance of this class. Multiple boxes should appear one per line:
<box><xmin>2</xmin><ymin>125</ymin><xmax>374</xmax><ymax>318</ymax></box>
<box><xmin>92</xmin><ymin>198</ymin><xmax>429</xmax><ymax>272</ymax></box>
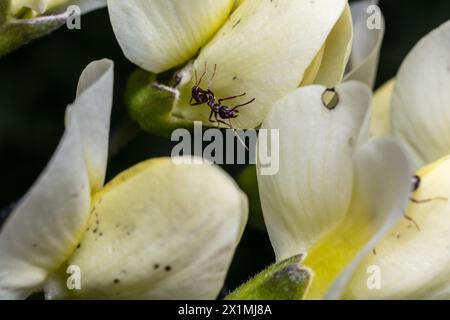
<box><xmin>0</xmin><ymin>59</ymin><xmax>248</xmax><ymax>299</ymax></box>
<box><xmin>255</xmin><ymin>81</ymin><xmax>411</xmax><ymax>299</ymax></box>
<box><xmin>109</xmin><ymin>0</ymin><xmax>354</xmax><ymax>131</ymax></box>
<box><xmin>345</xmin><ymin>20</ymin><xmax>450</xmax><ymax>299</ymax></box>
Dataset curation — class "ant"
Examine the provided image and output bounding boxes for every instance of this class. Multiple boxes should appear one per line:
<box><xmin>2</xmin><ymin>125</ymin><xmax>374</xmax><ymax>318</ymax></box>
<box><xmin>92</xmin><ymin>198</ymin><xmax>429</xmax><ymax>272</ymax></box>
<box><xmin>403</xmin><ymin>175</ymin><xmax>448</xmax><ymax>231</ymax></box>
<box><xmin>190</xmin><ymin>63</ymin><xmax>255</xmax><ymax>129</ymax></box>
<box><xmin>409</xmin><ymin>175</ymin><xmax>447</xmax><ymax>204</ymax></box>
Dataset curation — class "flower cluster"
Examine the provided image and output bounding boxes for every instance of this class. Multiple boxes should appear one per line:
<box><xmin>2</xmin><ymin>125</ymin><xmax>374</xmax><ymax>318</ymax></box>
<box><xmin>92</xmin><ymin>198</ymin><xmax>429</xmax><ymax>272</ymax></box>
<box><xmin>1</xmin><ymin>0</ymin><xmax>450</xmax><ymax>300</ymax></box>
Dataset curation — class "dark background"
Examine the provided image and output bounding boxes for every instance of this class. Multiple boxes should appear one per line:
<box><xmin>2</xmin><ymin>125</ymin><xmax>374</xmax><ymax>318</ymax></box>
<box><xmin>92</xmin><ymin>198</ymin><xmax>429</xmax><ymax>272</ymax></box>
<box><xmin>0</xmin><ymin>0</ymin><xmax>449</xmax><ymax>295</ymax></box>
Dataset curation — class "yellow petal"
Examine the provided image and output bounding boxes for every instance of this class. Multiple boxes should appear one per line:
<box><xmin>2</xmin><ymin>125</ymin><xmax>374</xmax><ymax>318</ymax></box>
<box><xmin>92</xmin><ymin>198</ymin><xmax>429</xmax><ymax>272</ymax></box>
<box><xmin>45</xmin><ymin>158</ymin><xmax>248</xmax><ymax>299</ymax></box>
<box><xmin>0</xmin><ymin>60</ymin><xmax>113</xmax><ymax>300</ymax></box>
<box><xmin>345</xmin><ymin>0</ymin><xmax>385</xmax><ymax>88</ymax></box>
<box><xmin>299</xmin><ymin>45</ymin><xmax>326</xmax><ymax>87</ymax></box>
<box><xmin>174</xmin><ymin>0</ymin><xmax>348</xmax><ymax>128</ymax></box>
<box><xmin>313</xmin><ymin>4</ymin><xmax>353</xmax><ymax>88</ymax></box>
<box><xmin>302</xmin><ymin>138</ymin><xmax>411</xmax><ymax>299</ymax></box>
<box><xmin>232</xmin><ymin>0</ymin><xmax>246</xmax><ymax>11</ymax></box>
<box><xmin>392</xmin><ymin>21</ymin><xmax>450</xmax><ymax>170</ymax></box>
<box><xmin>370</xmin><ymin>79</ymin><xmax>395</xmax><ymax>137</ymax></box>
<box><xmin>346</xmin><ymin>156</ymin><xmax>450</xmax><ymax>299</ymax></box>
<box><xmin>257</xmin><ymin>82</ymin><xmax>371</xmax><ymax>262</ymax></box>
<box><xmin>107</xmin><ymin>0</ymin><xmax>234</xmax><ymax>73</ymax></box>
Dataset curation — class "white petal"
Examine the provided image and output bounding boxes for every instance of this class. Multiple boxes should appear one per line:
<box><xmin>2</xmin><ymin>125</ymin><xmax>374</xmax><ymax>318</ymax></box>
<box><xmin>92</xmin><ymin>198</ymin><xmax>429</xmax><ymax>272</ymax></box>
<box><xmin>391</xmin><ymin>21</ymin><xmax>450</xmax><ymax>170</ymax></box>
<box><xmin>345</xmin><ymin>156</ymin><xmax>450</xmax><ymax>299</ymax></box>
<box><xmin>320</xmin><ymin>138</ymin><xmax>411</xmax><ymax>299</ymax></box>
<box><xmin>67</xmin><ymin>59</ymin><xmax>114</xmax><ymax>192</ymax></box>
<box><xmin>0</xmin><ymin>122</ymin><xmax>90</xmax><ymax>300</ymax></box>
<box><xmin>345</xmin><ymin>0</ymin><xmax>384</xmax><ymax>88</ymax></box>
<box><xmin>0</xmin><ymin>60</ymin><xmax>114</xmax><ymax>299</ymax></box>
<box><xmin>107</xmin><ymin>0</ymin><xmax>234</xmax><ymax>74</ymax></box>
<box><xmin>257</xmin><ymin>82</ymin><xmax>371</xmax><ymax>262</ymax></box>
<box><xmin>45</xmin><ymin>158</ymin><xmax>248</xmax><ymax>300</ymax></box>
<box><xmin>174</xmin><ymin>0</ymin><xmax>348</xmax><ymax>129</ymax></box>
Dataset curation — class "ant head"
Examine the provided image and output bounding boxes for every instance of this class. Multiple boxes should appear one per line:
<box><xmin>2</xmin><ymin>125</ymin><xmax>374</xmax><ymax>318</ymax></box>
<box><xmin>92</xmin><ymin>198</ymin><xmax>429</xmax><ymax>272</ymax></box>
<box><xmin>191</xmin><ymin>85</ymin><xmax>200</xmax><ymax>94</ymax></box>
<box><xmin>411</xmin><ymin>175</ymin><xmax>421</xmax><ymax>192</ymax></box>
<box><xmin>191</xmin><ymin>86</ymin><xmax>210</xmax><ymax>104</ymax></box>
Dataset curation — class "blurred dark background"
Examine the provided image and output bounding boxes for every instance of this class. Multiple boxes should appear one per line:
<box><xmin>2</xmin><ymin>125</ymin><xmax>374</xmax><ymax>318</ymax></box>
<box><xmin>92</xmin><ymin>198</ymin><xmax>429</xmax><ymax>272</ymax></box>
<box><xmin>0</xmin><ymin>0</ymin><xmax>449</xmax><ymax>295</ymax></box>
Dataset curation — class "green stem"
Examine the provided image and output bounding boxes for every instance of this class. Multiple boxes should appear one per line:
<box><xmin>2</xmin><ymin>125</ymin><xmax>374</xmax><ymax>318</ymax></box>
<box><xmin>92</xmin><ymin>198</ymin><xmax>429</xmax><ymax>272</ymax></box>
<box><xmin>226</xmin><ymin>254</ymin><xmax>311</xmax><ymax>300</ymax></box>
<box><xmin>0</xmin><ymin>11</ymin><xmax>70</xmax><ymax>56</ymax></box>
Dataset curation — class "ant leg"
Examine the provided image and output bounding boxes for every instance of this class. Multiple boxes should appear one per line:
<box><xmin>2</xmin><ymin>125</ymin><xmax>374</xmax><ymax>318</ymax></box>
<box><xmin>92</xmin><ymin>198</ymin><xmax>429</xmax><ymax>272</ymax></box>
<box><xmin>217</xmin><ymin>119</ymin><xmax>230</xmax><ymax>127</ymax></box>
<box><xmin>218</xmin><ymin>92</ymin><xmax>247</xmax><ymax>103</ymax></box>
<box><xmin>213</xmin><ymin>112</ymin><xmax>221</xmax><ymax>128</ymax></box>
<box><xmin>232</xmin><ymin>98</ymin><xmax>256</xmax><ymax>110</ymax></box>
<box><xmin>208</xmin><ymin>64</ymin><xmax>217</xmax><ymax>89</ymax></box>
<box><xmin>209</xmin><ymin>110</ymin><xmax>215</xmax><ymax>123</ymax></box>
<box><xmin>214</xmin><ymin>115</ymin><xmax>229</xmax><ymax>128</ymax></box>
<box><xmin>410</xmin><ymin>197</ymin><xmax>448</xmax><ymax>204</ymax></box>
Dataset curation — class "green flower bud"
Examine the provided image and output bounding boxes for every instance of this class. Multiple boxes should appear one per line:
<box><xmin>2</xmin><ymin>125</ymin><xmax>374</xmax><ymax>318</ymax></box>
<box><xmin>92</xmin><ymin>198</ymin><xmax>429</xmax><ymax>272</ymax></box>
<box><xmin>226</xmin><ymin>255</ymin><xmax>311</xmax><ymax>300</ymax></box>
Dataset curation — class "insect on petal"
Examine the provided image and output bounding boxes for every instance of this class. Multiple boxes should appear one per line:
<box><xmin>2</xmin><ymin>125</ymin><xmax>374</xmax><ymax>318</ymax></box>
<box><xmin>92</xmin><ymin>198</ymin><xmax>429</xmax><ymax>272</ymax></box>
<box><xmin>174</xmin><ymin>0</ymin><xmax>349</xmax><ymax>129</ymax></box>
<box><xmin>345</xmin><ymin>156</ymin><xmax>450</xmax><ymax>299</ymax></box>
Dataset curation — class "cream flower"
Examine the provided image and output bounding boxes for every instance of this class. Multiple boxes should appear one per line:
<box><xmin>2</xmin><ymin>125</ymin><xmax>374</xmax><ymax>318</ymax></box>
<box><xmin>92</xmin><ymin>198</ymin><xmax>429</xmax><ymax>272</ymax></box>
<box><xmin>342</xmin><ymin>20</ymin><xmax>450</xmax><ymax>299</ymax></box>
<box><xmin>256</xmin><ymin>82</ymin><xmax>411</xmax><ymax>299</ymax></box>
<box><xmin>0</xmin><ymin>59</ymin><xmax>248</xmax><ymax>300</ymax></box>
<box><xmin>109</xmin><ymin>0</ymin><xmax>353</xmax><ymax>130</ymax></box>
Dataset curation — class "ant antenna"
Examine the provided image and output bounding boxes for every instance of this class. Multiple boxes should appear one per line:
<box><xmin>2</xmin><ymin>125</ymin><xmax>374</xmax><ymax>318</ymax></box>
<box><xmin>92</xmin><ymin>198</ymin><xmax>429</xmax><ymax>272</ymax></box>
<box><xmin>208</xmin><ymin>64</ymin><xmax>217</xmax><ymax>89</ymax></box>
<box><xmin>403</xmin><ymin>212</ymin><xmax>420</xmax><ymax>230</ymax></box>
<box><xmin>232</xmin><ymin>98</ymin><xmax>256</xmax><ymax>111</ymax></box>
<box><xmin>410</xmin><ymin>197</ymin><xmax>448</xmax><ymax>204</ymax></box>
<box><xmin>197</xmin><ymin>61</ymin><xmax>207</xmax><ymax>86</ymax></box>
